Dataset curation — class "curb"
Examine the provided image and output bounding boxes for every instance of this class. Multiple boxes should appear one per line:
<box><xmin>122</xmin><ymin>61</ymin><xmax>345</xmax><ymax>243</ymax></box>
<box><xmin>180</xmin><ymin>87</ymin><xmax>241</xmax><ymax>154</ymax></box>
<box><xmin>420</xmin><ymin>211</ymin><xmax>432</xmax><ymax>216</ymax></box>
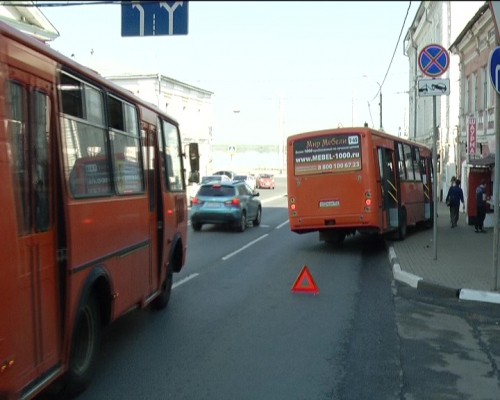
<box><xmin>387</xmin><ymin>245</ymin><xmax>500</xmax><ymax>305</ymax></box>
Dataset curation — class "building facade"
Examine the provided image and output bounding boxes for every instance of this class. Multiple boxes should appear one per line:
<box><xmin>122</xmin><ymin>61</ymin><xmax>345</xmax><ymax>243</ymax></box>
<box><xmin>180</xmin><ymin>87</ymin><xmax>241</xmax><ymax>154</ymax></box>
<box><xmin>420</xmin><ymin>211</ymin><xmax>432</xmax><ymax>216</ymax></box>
<box><xmin>404</xmin><ymin>1</ymin><xmax>484</xmax><ymax>200</ymax></box>
<box><xmin>450</xmin><ymin>3</ymin><xmax>498</xmax><ymax>225</ymax></box>
<box><xmin>0</xmin><ymin>1</ymin><xmax>58</xmax><ymax>42</ymax></box>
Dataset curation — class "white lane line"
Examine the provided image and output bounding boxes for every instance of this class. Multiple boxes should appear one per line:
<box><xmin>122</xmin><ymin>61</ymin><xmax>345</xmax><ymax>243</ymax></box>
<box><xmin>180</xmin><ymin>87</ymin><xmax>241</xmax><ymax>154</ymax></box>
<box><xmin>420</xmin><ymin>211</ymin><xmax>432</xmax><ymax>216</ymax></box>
<box><xmin>275</xmin><ymin>220</ymin><xmax>289</xmax><ymax>229</ymax></box>
<box><xmin>172</xmin><ymin>273</ymin><xmax>199</xmax><ymax>289</ymax></box>
<box><xmin>222</xmin><ymin>234</ymin><xmax>269</xmax><ymax>261</ymax></box>
<box><xmin>261</xmin><ymin>195</ymin><xmax>285</xmax><ymax>204</ymax></box>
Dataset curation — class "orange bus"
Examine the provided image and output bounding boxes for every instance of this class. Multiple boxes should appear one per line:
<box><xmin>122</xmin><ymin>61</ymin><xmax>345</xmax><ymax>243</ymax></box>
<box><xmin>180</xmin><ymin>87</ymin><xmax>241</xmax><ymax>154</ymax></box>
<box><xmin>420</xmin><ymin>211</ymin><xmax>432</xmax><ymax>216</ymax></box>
<box><xmin>0</xmin><ymin>21</ymin><xmax>199</xmax><ymax>399</ymax></box>
<box><xmin>287</xmin><ymin>127</ymin><xmax>433</xmax><ymax>243</ymax></box>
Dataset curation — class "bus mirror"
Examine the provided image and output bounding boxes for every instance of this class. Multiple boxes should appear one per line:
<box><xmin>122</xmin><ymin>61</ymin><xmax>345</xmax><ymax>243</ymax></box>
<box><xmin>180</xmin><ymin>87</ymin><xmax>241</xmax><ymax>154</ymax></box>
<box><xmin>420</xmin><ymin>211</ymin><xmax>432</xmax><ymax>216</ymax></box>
<box><xmin>189</xmin><ymin>143</ymin><xmax>199</xmax><ymax>173</ymax></box>
<box><xmin>188</xmin><ymin>171</ymin><xmax>200</xmax><ymax>184</ymax></box>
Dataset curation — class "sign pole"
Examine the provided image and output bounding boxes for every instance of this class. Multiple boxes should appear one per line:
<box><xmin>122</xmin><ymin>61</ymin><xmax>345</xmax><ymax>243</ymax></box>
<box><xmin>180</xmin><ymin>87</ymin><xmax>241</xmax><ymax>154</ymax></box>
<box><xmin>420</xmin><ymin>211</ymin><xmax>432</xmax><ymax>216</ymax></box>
<box><xmin>488</xmin><ymin>45</ymin><xmax>500</xmax><ymax>291</ymax></box>
<box><xmin>432</xmin><ymin>95</ymin><xmax>438</xmax><ymax>260</ymax></box>
<box><xmin>493</xmin><ymin>91</ymin><xmax>500</xmax><ymax>291</ymax></box>
<box><xmin>417</xmin><ymin>43</ymin><xmax>450</xmax><ymax>262</ymax></box>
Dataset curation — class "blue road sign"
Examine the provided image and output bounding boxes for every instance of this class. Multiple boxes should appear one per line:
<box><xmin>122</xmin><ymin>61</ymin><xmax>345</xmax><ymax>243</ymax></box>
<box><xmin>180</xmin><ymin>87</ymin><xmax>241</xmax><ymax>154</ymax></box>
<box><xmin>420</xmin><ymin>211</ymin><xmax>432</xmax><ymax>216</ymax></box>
<box><xmin>418</xmin><ymin>44</ymin><xmax>449</xmax><ymax>78</ymax></box>
<box><xmin>121</xmin><ymin>1</ymin><xmax>188</xmax><ymax>37</ymax></box>
<box><xmin>489</xmin><ymin>47</ymin><xmax>500</xmax><ymax>94</ymax></box>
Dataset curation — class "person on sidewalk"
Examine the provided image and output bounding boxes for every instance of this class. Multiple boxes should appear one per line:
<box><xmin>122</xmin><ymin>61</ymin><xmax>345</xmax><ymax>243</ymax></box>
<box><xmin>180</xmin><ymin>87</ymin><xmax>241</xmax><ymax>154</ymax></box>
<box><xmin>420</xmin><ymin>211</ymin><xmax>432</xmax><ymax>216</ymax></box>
<box><xmin>475</xmin><ymin>180</ymin><xmax>488</xmax><ymax>233</ymax></box>
<box><xmin>445</xmin><ymin>178</ymin><xmax>464</xmax><ymax>228</ymax></box>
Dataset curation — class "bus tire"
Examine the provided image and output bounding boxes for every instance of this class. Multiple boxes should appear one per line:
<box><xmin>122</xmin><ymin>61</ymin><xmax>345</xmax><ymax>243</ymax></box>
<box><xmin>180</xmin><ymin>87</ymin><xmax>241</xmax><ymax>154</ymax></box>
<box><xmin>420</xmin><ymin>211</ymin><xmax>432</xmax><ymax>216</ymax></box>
<box><xmin>60</xmin><ymin>294</ymin><xmax>102</xmax><ymax>398</ymax></box>
<box><xmin>150</xmin><ymin>264</ymin><xmax>173</xmax><ymax>310</ymax></box>
<box><xmin>397</xmin><ymin>209</ymin><xmax>407</xmax><ymax>240</ymax></box>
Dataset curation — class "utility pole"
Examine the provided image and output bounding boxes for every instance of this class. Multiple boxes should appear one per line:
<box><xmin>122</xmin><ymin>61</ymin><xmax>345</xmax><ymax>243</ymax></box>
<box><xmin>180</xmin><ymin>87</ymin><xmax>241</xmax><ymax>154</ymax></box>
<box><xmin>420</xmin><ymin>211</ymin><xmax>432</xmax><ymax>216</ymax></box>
<box><xmin>379</xmin><ymin>89</ymin><xmax>383</xmax><ymax>131</ymax></box>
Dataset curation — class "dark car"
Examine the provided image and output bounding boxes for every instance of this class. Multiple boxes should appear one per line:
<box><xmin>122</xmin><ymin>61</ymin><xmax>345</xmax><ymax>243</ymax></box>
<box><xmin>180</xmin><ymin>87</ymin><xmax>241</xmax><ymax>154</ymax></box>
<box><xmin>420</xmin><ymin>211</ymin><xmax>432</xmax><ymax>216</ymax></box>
<box><xmin>190</xmin><ymin>181</ymin><xmax>262</xmax><ymax>232</ymax></box>
<box><xmin>256</xmin><ymin>173</ymin><xmax>275</xmax><ymax>189</ymax></box>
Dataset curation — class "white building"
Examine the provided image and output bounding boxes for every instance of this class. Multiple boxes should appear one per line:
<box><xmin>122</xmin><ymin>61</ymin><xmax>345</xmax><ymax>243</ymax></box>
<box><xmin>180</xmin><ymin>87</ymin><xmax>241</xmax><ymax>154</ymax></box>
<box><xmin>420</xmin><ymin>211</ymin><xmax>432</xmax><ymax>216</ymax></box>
<box><xmin>105</xmin><ymin>73</ymin><xmax>214</xmax><ymax>177</ymax></box>
<box><xmin>404</xmin><ymin>1</ymin><xmax>484</xmax><ymax>200</ymax></box>
<box><xmin>0</xmin><ymin>1</ymin><xmax>58</xmax><ymax>42</ymax></box>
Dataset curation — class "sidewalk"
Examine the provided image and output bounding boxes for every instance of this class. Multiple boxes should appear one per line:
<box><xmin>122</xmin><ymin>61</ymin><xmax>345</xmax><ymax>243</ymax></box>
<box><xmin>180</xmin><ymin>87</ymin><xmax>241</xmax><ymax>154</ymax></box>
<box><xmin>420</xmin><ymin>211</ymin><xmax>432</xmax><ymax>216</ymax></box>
<box><xmin>388</xmin><ymin>201</ymin><xmax>500</xmax><ymax>304</ymax></box>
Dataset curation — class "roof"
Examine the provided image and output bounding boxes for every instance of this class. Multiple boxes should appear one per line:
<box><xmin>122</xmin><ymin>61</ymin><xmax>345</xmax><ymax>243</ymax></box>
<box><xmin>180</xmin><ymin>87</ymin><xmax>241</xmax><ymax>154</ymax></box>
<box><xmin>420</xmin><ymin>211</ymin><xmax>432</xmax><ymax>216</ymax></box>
<box><xmin>449</xmin><ymin>2</ymin><xmax>489</xmax><ymax>52</ymax></box>
<box><xmin>0</xmin><ymin>2</ymin><xmax>59</xmax><ymax>42</ymax></box>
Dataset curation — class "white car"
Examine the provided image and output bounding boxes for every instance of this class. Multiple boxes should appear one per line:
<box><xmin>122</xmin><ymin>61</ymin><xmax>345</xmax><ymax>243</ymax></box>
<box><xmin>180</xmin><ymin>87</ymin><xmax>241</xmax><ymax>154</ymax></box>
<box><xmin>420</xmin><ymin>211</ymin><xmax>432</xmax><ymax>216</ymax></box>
<box><xmin>187</xmin><ymin>183</ymin><xmax>200</xmax><ymax>207</ymax></box>
<box><xmin>233</xmin><ymin>174</ymin><xmax>256</xmax><ymax>190</ymax></box>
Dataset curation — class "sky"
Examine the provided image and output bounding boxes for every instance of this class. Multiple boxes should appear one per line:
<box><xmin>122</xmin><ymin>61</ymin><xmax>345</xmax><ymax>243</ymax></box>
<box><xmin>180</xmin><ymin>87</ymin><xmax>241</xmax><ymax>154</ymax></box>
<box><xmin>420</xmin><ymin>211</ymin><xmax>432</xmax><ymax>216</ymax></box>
<box><xmin>37</xmin><ymin>1</ymin><xmax>419</xmax><ymax>145</ymax></box>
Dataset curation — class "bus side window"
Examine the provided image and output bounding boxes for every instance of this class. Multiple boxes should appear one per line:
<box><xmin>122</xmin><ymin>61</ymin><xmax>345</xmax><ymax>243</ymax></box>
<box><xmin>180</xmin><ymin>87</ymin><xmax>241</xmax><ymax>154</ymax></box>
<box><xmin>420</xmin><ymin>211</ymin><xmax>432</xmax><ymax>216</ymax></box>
<box><xmin>60</xmin><ymin>72</ymin><xmax>111</xmax><ymax>198</ymax></box>
<box><xmin>33</xmin><ymin>91</ymin><xmax>51</xmax><ymax>232</ymax></box>
<box><xmin>413</xmin><ymin>147</ymin><xmax>422</xmax><ymax>181</ymax></box>
<box><xmin>397</xmin><ymin>143</ymin><xmax>406</xmax><ymax>181</ymax></box>
<box><xmin>404</xmin><ymin>143</ymin><xmax>415</xmax><ymax>181</ymax></box>
<box><xmin>108</xmin><ymin>97</ymin><xmax>144</xmax><ymax>195</ymax></box>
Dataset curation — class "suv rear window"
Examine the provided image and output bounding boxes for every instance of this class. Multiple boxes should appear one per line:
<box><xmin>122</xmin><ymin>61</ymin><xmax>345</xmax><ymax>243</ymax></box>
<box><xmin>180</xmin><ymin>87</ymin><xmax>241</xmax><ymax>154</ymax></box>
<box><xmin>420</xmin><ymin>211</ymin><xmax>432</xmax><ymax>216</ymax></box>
<box><xmin>198</xmin><ymin>185</ymin><xmax>236</xmax><ymax>197</ymax></box>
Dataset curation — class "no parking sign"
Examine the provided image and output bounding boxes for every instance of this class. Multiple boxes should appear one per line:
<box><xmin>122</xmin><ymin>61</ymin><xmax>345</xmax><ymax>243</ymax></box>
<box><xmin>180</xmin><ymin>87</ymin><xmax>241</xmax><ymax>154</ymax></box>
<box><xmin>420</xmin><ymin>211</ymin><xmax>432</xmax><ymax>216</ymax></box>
<box><xmin>418</xmin><ymin>44</ymin><xmax>449</xmax><ymax>77</ymax></box>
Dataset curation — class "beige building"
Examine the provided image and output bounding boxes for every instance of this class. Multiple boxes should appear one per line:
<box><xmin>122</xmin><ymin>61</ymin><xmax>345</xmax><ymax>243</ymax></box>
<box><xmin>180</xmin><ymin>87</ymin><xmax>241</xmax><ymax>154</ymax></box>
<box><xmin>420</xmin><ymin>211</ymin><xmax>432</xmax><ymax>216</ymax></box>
<box><xmin>450</xmin><ymin>2</ymin><xmax>498</xmax><ymax>224</ymax></box>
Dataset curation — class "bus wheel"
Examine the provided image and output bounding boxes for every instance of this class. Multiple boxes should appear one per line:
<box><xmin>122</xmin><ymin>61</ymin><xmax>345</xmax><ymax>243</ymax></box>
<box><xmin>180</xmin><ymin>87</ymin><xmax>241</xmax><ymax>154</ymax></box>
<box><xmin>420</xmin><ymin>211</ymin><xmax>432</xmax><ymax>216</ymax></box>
<box><xmin>320</xmin><ymin>230</ymin><xmax>346</xmax><ymax>244</ymax></box>
<box><xmin>397</xmin><ymin>209</ymin><xmax>407</xmax><ymax>240</ymax></box>
<box><xmin>61</xmin><ymin>295</ymin><xmax>101</xmax><ymax>398</ymax></box>
<box><xmin>331</xmin><ymin>232</ymin><xmax>346</xmax><ymax>244</ymax></box>
<box><xmin>150</xmin><ymin>264</ymin><xmax>173</xmax><ymax>310</ymax></box>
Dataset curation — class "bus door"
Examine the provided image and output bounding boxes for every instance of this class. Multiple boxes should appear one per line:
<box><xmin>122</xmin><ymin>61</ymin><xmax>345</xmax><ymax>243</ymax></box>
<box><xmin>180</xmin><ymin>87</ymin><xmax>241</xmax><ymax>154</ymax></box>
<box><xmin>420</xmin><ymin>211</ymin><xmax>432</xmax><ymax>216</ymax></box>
<box><xmin>7</xmin><ymin>77</ymin><xmax>61</xmax><ymax>382</ymax></box>
<box><xmin>158</xmin><ymin>119</ymin><xmax>187</xmax><ymax>275</ymax></box>
<box><xmin>378</xmin><ymin>147</ymin><xmax>398</xmax><ymax>229</ymax></box>
<box><xmin>143</xmin><ymin>122</ymin><xmax>161</xmax><ymax>293</ymax></box>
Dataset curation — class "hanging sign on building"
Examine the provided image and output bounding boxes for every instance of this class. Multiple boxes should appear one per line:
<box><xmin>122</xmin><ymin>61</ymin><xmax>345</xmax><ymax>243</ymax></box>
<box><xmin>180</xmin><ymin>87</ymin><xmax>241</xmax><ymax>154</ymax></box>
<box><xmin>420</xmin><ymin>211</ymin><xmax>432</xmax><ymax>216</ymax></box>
<box><xmin>468</xmin><ymin>117</ymin><xmax>477</xmax><ymax>161</ymax></box>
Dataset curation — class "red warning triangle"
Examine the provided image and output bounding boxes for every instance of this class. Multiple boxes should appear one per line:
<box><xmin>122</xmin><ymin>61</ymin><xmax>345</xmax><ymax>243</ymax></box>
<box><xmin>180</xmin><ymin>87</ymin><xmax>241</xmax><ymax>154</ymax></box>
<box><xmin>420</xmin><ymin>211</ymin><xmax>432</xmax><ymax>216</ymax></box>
<box><xmin>291</xmin><ymin>265</ymin><xmax>319</xmax><ymax>295</ymax></box>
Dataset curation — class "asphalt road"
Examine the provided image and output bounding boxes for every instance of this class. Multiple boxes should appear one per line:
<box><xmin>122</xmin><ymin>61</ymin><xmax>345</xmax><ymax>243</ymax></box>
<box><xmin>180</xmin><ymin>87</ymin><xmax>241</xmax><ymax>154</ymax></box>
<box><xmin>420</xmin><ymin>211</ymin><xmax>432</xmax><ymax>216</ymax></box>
<box><xmin>37</xmin><ymin>177</ymin><xmax>500</xmax><ymax>399</ymax></box>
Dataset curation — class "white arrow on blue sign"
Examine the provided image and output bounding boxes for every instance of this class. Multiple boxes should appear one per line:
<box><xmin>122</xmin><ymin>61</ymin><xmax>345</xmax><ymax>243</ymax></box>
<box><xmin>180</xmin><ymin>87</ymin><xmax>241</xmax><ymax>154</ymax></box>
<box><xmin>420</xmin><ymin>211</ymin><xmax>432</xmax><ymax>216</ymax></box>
<box><xmin>121</xmin><ymin>1</ymin><xmax>188</xmax><ymax>37</ymax></box>
<box><xmin>489</xmin><ymin>46</ymin><xmax>500</xmax><ymax>94</ymax></box>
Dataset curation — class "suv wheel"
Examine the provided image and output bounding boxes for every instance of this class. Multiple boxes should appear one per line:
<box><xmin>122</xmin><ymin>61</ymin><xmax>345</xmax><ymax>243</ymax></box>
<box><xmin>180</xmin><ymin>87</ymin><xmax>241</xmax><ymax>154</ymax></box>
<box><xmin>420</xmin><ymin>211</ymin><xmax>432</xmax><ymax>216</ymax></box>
<box><xmin>253</xmin><ymin>207</ymin><xmax>262</xmax><ymax>226</ymax></box>
<box><xmin>237</xmin><ymin>212</ymin><xmax>247</xmax><ymax>232</ymax></box>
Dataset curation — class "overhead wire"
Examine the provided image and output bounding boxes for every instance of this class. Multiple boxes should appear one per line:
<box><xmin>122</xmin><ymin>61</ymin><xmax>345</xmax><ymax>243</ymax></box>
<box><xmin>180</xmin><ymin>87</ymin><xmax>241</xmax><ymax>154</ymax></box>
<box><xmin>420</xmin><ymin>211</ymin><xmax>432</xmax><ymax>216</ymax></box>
<box><xmin>371</xmin><ymin>1</ymin><xmax>413</xmax><ymax>101</ymax></box>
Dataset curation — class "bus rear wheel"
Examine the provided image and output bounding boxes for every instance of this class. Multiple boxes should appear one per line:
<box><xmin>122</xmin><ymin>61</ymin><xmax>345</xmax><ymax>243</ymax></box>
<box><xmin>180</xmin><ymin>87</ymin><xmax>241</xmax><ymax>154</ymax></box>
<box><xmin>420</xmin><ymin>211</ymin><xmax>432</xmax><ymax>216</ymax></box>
<box><xmin>150</xmin><ymin>264</ymin><xmax>173</xmax><ymax>310</ymax></box>
<box><xmin>397</xmin><ymin>209</ymin><xmax>407</xmax><ymax>240</ymax></box>
<box><xmin>58</xmin><ymin>294</ymin><xmax>101</xmax><ymax>398</ymax></box>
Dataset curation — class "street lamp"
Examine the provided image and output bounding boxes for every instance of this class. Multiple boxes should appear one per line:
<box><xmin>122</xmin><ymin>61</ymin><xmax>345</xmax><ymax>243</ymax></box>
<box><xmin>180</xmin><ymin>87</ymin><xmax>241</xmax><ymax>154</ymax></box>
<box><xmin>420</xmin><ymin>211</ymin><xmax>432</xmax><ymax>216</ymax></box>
<box><xmin>363</xmin><ymin>75</ymin><xmax>383</xmax><ymax>131</ymax></box>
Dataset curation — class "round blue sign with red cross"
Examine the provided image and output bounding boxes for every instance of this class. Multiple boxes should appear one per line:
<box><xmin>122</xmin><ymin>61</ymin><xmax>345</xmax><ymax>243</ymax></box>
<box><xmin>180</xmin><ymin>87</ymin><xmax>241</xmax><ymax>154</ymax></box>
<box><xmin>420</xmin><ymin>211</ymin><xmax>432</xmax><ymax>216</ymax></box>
<box><xmin>418</xmin><ymin>44</ymin><xmax>449</xmax><ymax>77</ymax></box>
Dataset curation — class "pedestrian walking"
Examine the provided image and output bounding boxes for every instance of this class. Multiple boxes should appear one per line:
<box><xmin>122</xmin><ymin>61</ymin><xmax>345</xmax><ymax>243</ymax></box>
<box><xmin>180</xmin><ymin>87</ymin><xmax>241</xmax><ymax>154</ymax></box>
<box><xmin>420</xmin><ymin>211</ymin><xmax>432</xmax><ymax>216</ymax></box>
<box><xmin>474</xmin><ymin>180</ymin><xmax>488</xmax><ymax>233</ymax></box>
<box><xmin>445</xmin><ymin>178</ymin><xmax>464</xmax><ymax>228</ymax></box>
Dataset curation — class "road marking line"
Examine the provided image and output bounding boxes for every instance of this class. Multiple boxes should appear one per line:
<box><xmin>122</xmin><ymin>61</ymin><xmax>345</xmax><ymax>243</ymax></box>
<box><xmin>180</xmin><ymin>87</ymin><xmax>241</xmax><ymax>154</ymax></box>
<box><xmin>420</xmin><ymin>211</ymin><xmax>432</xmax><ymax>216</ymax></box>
<box><xmin>173</xmin><ymin>273</ymin><xmax>199</xmax><ymax>289</ymax></box>
<box><xmin>275</xmin><ymin>220</ymin><xmax>289</xmax><ymax>229</ymax></box>
<box><xmin>222</xmin><ymin>234</ymin><xmax>269</xmax><ymax>260</ymax></box>
<box><xmin>261</xmin><ymin>195</ymin><xmax>285</xmax><ymax>204</ymax></box>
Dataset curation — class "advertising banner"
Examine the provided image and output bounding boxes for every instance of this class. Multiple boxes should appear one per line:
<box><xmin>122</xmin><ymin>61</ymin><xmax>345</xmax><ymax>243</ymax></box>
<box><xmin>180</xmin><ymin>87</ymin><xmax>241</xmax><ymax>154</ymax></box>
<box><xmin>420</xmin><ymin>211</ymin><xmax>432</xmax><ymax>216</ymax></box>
<box><xmin>468</xmin><ymin>117</ymin><xmax>477</xmax><ymax>161</ymax></box>
<box><xmin>293</xmin><ymin>134</ymin><xmax>362</xmax><ymax>176</ymax></box>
